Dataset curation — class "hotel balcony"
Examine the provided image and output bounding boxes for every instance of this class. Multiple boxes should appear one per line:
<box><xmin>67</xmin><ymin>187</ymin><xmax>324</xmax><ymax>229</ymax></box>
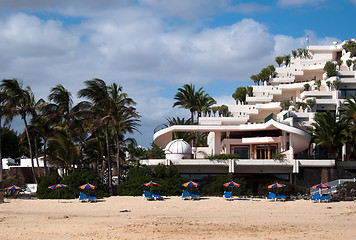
<box><xmin>300</xmin><ymin>90</ymin><xmax>333</xmax><ymax>100</ymax></box>
<box><xmin>198</xmin><ymin>116</ymin><xmax>249</xmax><ymax>125</ymax></box>
<box><xmin>246</xmin><ymin>95</ymin><xmax>273</xmax><ymax>103</ymax></box>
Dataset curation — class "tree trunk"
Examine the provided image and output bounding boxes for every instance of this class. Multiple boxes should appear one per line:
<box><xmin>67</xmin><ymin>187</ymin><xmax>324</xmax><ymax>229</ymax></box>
<box><xmin>190</xmin><ymin>110</ymin><xmax>194</xmax><ymax>123</ymax></box>
<box><xmin>43</xmin><ymin>139</ymin><xmax>48</xmax><ymax>176</ymax></box>
<box><xmin>23</xmin><ymin>116</ymin><xmax>38</xmax><ymax>186</ymax></box>
<box><xmin>34</xmin><ymin>136</ymin><xmax>41</xmax><ymax>177</ymax></box>
<box><xmin>115</xmin><ymin>130</ymin><xmax>120</xmax><ymax>186</ymax></box>
<box><xmin>105</xmin><ymin>124</ymin><xmax>112</xmax><ymax>195</ymax></box>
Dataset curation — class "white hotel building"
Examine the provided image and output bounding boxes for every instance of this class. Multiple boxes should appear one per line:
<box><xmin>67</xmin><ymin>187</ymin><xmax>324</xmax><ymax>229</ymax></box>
<box><xmin>141</xmin><ymin>40</ymin><xmax>356</xmax><ymax>186</ymax></box>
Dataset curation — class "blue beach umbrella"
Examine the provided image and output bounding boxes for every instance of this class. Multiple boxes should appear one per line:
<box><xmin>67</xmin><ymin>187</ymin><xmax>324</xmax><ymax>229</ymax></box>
<box><xmin>182</xmin><ymin>181</ymin><xmax>200</xmax><ymax>188</ymax></box>
<box><xmin>4</xmin><ymin>185</ymin><xmax>24</xmax><ymax>190</ymax></box>
<box><xmin>48</xmin><ymin>184</ymin><xmax>68</xmax><ymax>201</ymax></box>
<box><xmin>223</xmin><ymin>181</ymin><xmax>241</xmax><ymax>187</ymax></box>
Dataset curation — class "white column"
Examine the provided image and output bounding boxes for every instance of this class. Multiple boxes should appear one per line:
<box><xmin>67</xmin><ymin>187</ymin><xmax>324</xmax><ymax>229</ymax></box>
<box><xmin>342</xmin><ymin>144</ymin><xmax>347</xmax><ymax>161</ymax></box>
<box><xmin>213</xmin><ymin>131</ymin><xmax>222</xmax><ymax>155</ymax></box>
<box><xmin>289</xmin><ymin>133</ymin><xmax>294</xmax><ymax>161</ymax></box>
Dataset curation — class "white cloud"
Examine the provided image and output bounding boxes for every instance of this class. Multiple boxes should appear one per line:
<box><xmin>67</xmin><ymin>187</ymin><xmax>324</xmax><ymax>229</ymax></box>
<box><xmin>277</xmin><ymin>0</ymin><xmax>325</xmax><ymax>7</ymax></box>
<box><xmin>0</xmin><ymin>7</ymin><xmax>341</xmax><ymax>147</ymax></box>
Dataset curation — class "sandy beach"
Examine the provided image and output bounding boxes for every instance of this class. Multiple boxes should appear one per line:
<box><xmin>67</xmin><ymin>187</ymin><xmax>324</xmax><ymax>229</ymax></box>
<box><xmin>1</xmin><ymin>196</ymin><xmax>356</xmax><ymax>240</ymax></box>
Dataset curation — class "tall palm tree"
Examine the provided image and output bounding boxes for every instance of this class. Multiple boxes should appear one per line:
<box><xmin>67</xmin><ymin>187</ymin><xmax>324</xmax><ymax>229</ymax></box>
<box><xmin>309</xmin><ymin>112</ymin><xmax>346</xmax><ymax>160</ymax></box>
<box><xmin>173</xmin><ymin>84</ymin><xmax>199</xmax><ymax>122</ymax></box>
<box><xmin>0</xmin><ymin>79</ymin><xmax>38</xmax><ymax>185</ymax></box>
<box><xmin>47</xmin><ymin>84</ymin><xmax>73</xmax><ymax>127</ymax></box>
<box><xmin>196</xmin><ymin>91</ymin><xmax>216</xmax><ymax>120</ymax></box>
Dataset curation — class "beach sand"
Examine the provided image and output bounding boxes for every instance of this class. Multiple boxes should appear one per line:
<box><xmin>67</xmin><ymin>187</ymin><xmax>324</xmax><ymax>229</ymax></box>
<box><xmin>1</xmin><ymin>196</ymin><xmax>356</xmax><ymax>240</ymax></box>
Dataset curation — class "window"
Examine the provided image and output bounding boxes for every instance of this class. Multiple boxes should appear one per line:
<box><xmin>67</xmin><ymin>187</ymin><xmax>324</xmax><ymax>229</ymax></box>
<box><xmin>231</xmin><ymin>146</ymin><xmax>249</xmax><ymax>159</ymax></box>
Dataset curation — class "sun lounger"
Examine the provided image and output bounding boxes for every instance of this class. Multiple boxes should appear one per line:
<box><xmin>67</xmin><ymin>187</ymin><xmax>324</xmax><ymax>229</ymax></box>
<box><xmin>79</xmin><ymin>192</ymin><xmax>87</xmax><ymax>202</ymax></box>
<box><xmin>223</xmin><ymin>191</ymin><xmax>232</xmax><ymax>200</ymax></box>
<box><xmin>88</xmin><ymin>193</ymin><xmax>97</xmax><ymax>202</ymax></box>
<box><xmin>181</xmin><ymin>190</ymin><xmax>190</xmax><ymax>200</ymax></box>
<box><xmin>276</xmin><ymin>193</ymin><xmax>286</xmax><ymax>201</ymax></box>
<box><xmin>191</xmin><ymin>191</ymin><xmax>200</xmax><ymax>200</ymax></box>
<box><xmin>152</xmin><ymin>190</ymin><xmax>164</xmax><ymax>200</ymax></box>
<box><xmin>266</xmin><ymin>192</ymin><xmax>276</xmax><ymax>201</ymax></box>
<box><xmin>310</xmin><ymin>193</ymin><xmax>321</xmax><ymax>202</ymax></box>
<box><xmin>143</xmin><ymin>190</ymin><xmax>154</xmax><ymax>200</ymax></box>
<box><xmin>321</xmin><ymin>194</ymin><xmax>330</xmax><ymax>202</ymax></box>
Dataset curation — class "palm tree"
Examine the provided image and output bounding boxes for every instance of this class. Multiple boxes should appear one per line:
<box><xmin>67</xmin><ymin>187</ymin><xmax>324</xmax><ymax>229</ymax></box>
<box><xmin>346</xmin><ymin>59</ymin><xmax>353</xmax><ymax>71</ymax></box>
<box><xmin>340</xmin><ymin>96</ymin><xmax>356</xmax><ymax>158</ymax></box>
<box><xmin>232</xmin><ymin>87</ymin><xmax>247</xmax><ymax>105</ymax></box>
<box><xmin>250</xmin><ymin>75</ymin><xmax>259</xmax><ymax>85</ymax></box>
<box><xmin>173</xmin><ymin>84</ymin><xmax>199</xmax><ymax>122</ymax></box>
<box><xmin>47</xmin><ymin>84</ymin><xmax>73</xmax><ymax>127</ymax></box>
<box><xmin>275</xmin><ymin>56</ymin><xmax>283</xmax><ymax>67</ymax></box>
<box><xmin>0</xmin><ymin>79</ymin><xmax>38</xmax><ymax>185</ymax></box>
<box><xmin>165</xmin><ymin>117</ymin><xmax>192</xmax><ymax>141</ymax></box>
<box><xmin>309</xmin><ymin>112</ymin><xmax>346</xmax><ymax>160</ymax></box>
<box><xmin>284</xmin><ymin>54</ymin><xmax>291</xmax><ymax>67</ymax></box>
<box><xmin>196</xmin><ymin>91</ymin><xmax>216</xmax><ymax>120</ymax></box>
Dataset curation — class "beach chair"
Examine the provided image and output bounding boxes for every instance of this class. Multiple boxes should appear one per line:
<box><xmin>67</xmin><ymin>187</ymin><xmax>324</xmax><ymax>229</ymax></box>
<box><xmin>143</xmin><ymin>190</ymin><xmax>154</xmax><ymax>200</ymax></box>
<box><xmin>79</xmin><ymin>192</ymin><xmax>87</xmax><ymax>202</ymax></box>
<box><xmin>276</xmin><ymin>193</ymin><xmax>286</xmax><ymax>201</ymax></box>
<box><xmin>310</xmin><ymin>193</ymin><xmax>321</xmax><ymax>202</ymax></box>
<box><xmin>223</xmin><ymin>191</ymin><xmax>232</xmax><ymax>201</ymax></box>
<box><xmin>152</xmin><ymin>190</ymin><xmax>164</xmax><ymax>200</ymax></box>
<box><xmin>88</xmin><ymin>193</ymin><xmax>97</xmax><ymax>202</ymax></box>
<box><xmin>321</xmin><ymin>194</ymin><xmax>330</xmax><ymax>202</ymax></box>
<box><xmin>191</xmin><ymin>191</ymin><xmax>200</xmax><ymax>200</ymax></box>
<box><xmin>266</xmin><ymin>192</ymin><xmax>277</xmax><ymax>201</ymax></box>
<box><xmin>181</xmin><ymin>190</ymin><xmax>190</xmax><ymax>200</ymax></box>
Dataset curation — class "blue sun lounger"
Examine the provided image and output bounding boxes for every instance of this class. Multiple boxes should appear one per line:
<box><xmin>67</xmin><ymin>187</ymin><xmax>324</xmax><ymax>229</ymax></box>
<box><xmin>143</xmin><ymin>190</ymin><xmax>154</xmax><ymax>200</ymax></box>
<box><xmin>223</xmin><ymin>191</ymin><xmax>232</xmax><ymax>200</ymax></box>
<box><xmin>152</xmin><ymin>190</ymin><xmax>164</xmax><ymax>200</ymax></box>
<box><xmin>321</xmin><ymin>194</ymin><xmax>330</xmax><ymax>202</ymax></box>
<box><xmin>276</xmin><ymin>193</ymin><xmax>286</xmax><ymax>201</ymax></box>
<box><xmin>181</xmin><ymin>190</ymin><xmax>190</xmax><ymax>200</ymax></box>
<box><xmin>191</xmin><ymin>191</ymin><xmax>200</xmax><ymax>200</ymax></box>
<box><xmin>266</xmin><ymin>192</ymin><xmax>276</xmax><ymax>201</ymax></box>
<box><xmin>79</xmin><ymin>192</ymin><xmax>87</xmax><ymax>202</ymax></box>
<box><xmin>310</xmin><ymin>193</ymin><xmax>321</xmax><ymax>202</ymax></box>
<box><xmin>88</xmin><ymin>193</ymin><xmax>97</xmax><ymax>202</ymax></box>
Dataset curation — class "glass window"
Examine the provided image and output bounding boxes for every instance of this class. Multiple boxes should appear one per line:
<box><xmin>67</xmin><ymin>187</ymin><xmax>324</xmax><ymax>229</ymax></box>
<box><xmin>231</xmin><ymin>146</ymin><xmax>249</xmax><ymax>159</ymax></box>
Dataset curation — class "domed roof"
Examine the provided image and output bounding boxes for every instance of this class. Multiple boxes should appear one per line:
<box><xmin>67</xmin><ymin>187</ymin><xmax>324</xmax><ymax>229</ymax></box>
<box><xmin>164</xmin><ymin>139</ymin><xmax>192</xmax><ymax>154</ymax></box>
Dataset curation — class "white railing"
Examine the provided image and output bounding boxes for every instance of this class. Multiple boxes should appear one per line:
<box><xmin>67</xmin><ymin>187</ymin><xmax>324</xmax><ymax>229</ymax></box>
<box><xmin>310</xmin><ymin>178</ymin><xmax>356</xmax><ymax>195</ymax></box>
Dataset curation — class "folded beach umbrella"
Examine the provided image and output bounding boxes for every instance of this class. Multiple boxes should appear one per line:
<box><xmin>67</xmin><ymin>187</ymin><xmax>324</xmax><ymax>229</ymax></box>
<box><xmin>223</xmin><ymin>181</ymin><xmax>241</xmax><ymax>187</ymax></box>
<box><xmin>142</xmin><ymin>181</ymin><xmax>161</xmax><ymax>187</ymax></box>
<box><xmin>79</xmin><ymin>183</ymin><xmax>97</xmax><ymax>190</ymax></box>
<box><xmin>48</xmin><ymin>184</ymin><xmax>68</xmax><ymax>189</ymax></box>
<box><xmin>4</xmin><ymin>185</ymin><xmax>24</xmax><ymax>190</ymax></box>
<box><xmin>312</xmin><ymin>183</ymin><xmax>330</xmax><ymax>189</ymax></box>
<box><xmin>182</xmin><ymin>181</ymin><xmax>200</xmax><ymax>188</ymax></box>
<box><xmin>268</xmin><ymin>183</ymin><xmax>286</xmax><ymax>189</ymax></box>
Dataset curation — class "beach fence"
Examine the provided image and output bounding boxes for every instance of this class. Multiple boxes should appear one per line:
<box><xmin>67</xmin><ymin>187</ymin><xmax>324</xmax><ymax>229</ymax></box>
<box><xmin>310</xmin><ymin>178</ymin><xmax>356</xmax><ymax>195</ymax></box>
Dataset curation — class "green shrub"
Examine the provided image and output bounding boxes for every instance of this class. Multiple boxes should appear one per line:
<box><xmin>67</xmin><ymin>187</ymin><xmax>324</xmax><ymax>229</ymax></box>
<box><xmin>117</xmin><ymin>165</ymin><xmax>187</xmax><ymax>196</ymax></box>
<box><xmin>200</xmin><ymin>175</ymin><xmax>251</xmax><ymax>197</ymax></box>
<box><xmin>37</xmin><ymin>170</ymin><xmax>109</xmax><ymax>199</ymax></box>
<box><xmin>207</xmin><ymin>154</ymin><xmax>240</xmax><ymax>160</ymax></box>
<box><xmin>257</xmin><ymin>181</ymin><xmax>307</xmax><ymax>197</ymax></box>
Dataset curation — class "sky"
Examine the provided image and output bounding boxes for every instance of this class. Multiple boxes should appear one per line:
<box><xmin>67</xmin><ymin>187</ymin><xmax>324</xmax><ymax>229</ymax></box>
<box><xmin>0</xmin><ymin>0</ymin><xmax>355</xmax><ymax>148</ymax></box>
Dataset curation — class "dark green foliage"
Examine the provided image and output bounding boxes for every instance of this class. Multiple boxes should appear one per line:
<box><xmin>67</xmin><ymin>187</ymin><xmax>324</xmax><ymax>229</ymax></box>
<box><xmin>256</xmin><ymin>181</ymin><xmax>307</xmax><ymax>197</ymax></box>
<box><xmin>207</xmin><ymin>154</ymin><xmax>240</xmax><ymax>160</ymax></box>
<box><xmin>280</xmin><ymin>99</ymin><xmax>292</xmax><ymax>110</ymax></box>
<box><xmin>342</xmin><ymin>40</ymin><xmax>356</xmax><ymax>57</ymax></box>
<box><xmin>117</xmin><ymin>165</ymin><xmax>186</xmax><ymax>196</ymax></box>
<box><xmin>200</xmin><ymin>175</ymin><xmax>251</xmax><ymax>196</ymax></box>
<box><xmin>1</xmin><ymin>127</ymin><xmax>20</xmax><ymax>158</ymax></box>
<box><xmin>37</xmin><ymin>170</ymin><xmax>110</xmax><ymax>199</ymax></box>
<box><xmin>37</xmin><ymin>172</ymin><xmax>63</xmax><ymax>199</ymax></box>
<box><xmin>323</xmin><ymin>61</ymin><xmax>338</xmax><ymax>77</ymax></box>
<box><xmin>336</xmin><ymin>182</ymin><xmax>356</xmax><ymax>201</ymax></box>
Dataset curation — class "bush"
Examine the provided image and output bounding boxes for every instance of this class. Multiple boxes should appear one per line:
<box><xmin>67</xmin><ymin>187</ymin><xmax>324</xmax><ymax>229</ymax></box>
<box><xmin>207</xmin><ymin>154</ymin><xmax>240</xmax><ymax>160</ymax></box>
<box><xmin>336</xmin><ymin>182</ymin><xmax>356</xmax><ymax>201</ymax></box>
<box><xmin>37</xmin><ymin>170</ymin><xmax>110</xmax><ymax>199</ymax></box>
<box><xmin>257</xmin><ymin>181</ymin><xmax>307</xmax><ymax>197</ymax></box>
<box><xmin>117</xmin><ymin>165</ymin><xmax>187</xmax><ymax>196</ymax></box>
<box><xmin>200</xmin><ymin>175</ymin><xmax>252</xmax><ymax>197</ymax></box>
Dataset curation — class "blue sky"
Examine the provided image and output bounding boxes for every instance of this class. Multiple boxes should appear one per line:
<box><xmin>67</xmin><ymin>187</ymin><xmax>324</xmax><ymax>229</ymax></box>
<box><xmin>0</xmin><ymin>0</ymin><xmax>355</xmax><ymax>148</ymax></box>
